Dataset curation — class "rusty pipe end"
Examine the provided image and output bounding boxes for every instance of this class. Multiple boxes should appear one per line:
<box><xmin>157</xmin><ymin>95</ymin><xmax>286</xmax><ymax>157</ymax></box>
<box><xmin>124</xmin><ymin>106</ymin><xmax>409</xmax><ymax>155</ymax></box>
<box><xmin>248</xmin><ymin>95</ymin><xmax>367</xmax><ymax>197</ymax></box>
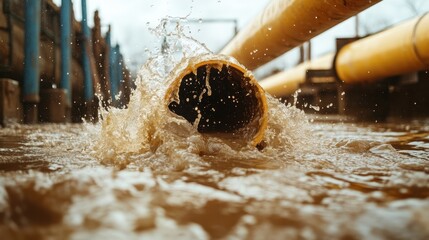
<box><xmin>164</xmin><ymin>57</ymin><xmax>268</xmax><ymax>146</ymax></box>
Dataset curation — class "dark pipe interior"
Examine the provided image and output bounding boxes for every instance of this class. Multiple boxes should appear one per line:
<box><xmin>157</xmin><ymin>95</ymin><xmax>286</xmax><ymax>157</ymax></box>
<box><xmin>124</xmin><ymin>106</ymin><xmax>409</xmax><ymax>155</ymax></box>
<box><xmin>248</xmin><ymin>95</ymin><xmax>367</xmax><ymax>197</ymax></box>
<box><xmin>168</xmin><ymin>64</ymin><xmax>261</xmax><ymax>133</ymax></box>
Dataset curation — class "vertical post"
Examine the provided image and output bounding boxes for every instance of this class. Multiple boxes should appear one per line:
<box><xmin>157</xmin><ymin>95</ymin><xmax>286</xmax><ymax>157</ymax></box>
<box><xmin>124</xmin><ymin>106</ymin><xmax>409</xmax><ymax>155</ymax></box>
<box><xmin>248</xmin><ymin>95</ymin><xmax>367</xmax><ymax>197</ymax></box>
<box><xmin>298</xmin><ymin>45</ymin><xmax>304</xmax><ymax>64</ymax></box>
<box><xmin>60</xmin><ymin>0</ymin><xmax>72</xmax><ymax>108</ymax></box>
<box><xmin>80</xmin><ymin>0</ymin><xmax>95</xmax><ymax>120</ymax></box>
<box><xmin>306</xmin><ymin>41</ymin><xmax>312</xmax><ymax>61</ymax></box>
<box><xmin>107</xmin><ymin>26</ymin><xmax>118</xmax><ymax>105</ymax></box>
<box><xmin>23</xmin><ymin>0</ymin><xmax>41</xmax><ymax>123</ymax></box>
<box><xmin>81</xmin><ymin>0</ymin><xmax>93</xmax><ymax>102</ymax></box>
<box><xmin>115</xmin><ymin>44</ymin><xmax>122</xmax><ymax>106</ymax></box>
<box><xmin>120</xmin><ymin>54</ymin><xmax>131</xmax><ymax>106</ymax></box>
<box><xmin>355</xmin><ymin>15</ymin><xmax>360</xmax><ymax>37</ymax></box>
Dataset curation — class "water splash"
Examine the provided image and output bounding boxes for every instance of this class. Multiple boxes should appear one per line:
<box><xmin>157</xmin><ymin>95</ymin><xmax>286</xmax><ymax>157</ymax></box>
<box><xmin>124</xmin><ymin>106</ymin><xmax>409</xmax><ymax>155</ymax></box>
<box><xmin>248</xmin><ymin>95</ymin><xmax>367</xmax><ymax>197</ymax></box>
<box><xmin>91</xmin><ymin>19</ymin><xmax>317</xmax><ymax>171</ymax></box>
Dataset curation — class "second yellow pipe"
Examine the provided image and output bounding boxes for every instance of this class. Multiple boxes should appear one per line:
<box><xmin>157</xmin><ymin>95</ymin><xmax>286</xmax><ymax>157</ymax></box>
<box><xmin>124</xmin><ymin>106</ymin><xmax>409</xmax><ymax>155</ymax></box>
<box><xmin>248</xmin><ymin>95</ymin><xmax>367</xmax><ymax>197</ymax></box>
<box><xmin>336</xmin><ymin>13</ymin><xmax>429</xmax><ymax>84</ymax></box>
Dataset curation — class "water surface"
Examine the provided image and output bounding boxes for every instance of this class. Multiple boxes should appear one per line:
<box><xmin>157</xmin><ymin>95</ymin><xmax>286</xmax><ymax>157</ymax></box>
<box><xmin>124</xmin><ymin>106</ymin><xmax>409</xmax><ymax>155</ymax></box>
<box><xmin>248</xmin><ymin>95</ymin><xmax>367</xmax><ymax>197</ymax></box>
<box><xmin>1</xmin><ymin>118</ymin><xmax>428</xmax><ymax>240</ymax></box>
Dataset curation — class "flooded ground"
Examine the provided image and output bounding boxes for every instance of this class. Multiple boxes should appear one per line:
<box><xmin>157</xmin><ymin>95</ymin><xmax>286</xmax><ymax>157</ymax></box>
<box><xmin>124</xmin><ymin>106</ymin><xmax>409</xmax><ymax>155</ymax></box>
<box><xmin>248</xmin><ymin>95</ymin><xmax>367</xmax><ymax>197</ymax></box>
<box><xmin>0</xmin><ymin>117</ymin><xmax>428</xmax><ymax>240</ymax></box>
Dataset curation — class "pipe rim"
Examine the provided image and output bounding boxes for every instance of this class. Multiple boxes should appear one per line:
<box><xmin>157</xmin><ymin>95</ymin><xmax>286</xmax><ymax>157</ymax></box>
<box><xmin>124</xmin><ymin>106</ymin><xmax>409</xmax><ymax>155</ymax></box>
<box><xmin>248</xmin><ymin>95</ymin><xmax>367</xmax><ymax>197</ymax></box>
<box><xmin>164</xmin><ymin>57</ymin><xmax>268</xmax><ymax>146</ymax></box>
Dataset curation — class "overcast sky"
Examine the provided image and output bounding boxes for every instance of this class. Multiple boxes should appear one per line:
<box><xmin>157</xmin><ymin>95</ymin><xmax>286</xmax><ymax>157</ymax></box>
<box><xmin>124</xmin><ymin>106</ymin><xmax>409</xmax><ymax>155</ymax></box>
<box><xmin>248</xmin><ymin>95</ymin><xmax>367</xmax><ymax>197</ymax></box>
<box><xmin>54</xmin><ymin>0</ymin><xmax>429</xmax><ymax>78</ymax></box>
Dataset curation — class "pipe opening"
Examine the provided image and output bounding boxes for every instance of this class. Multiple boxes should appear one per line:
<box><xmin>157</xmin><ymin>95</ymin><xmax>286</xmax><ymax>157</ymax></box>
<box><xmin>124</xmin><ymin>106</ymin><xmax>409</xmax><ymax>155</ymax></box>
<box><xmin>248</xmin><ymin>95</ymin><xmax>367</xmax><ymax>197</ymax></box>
<box><xmin>166</xmin><ymin>60</ymin><xmax>267</xmax><ymax>145</ymax></box>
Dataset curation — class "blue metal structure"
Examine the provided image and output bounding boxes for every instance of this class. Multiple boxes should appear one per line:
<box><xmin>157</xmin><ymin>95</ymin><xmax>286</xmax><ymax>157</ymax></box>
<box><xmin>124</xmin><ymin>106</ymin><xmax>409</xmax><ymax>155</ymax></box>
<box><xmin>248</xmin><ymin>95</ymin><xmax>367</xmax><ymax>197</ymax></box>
<box><xmin>81</xmin><ymin>0</ymin><xmax>93</xmax><ymax>102</ymax></box>
<box><xmin>115</xmin><ymin>44</ymin><xmax>122</xmax><ymax>100</ymax></box>
<box><xmin>60</xmin><ymin>0</ymin><xmax>72</xmax><ymax>106</ymax></box>
<box><xmin>23</xmin><ymin>0</ymin><xmax>41</xmax><ymax>103</ymax></box>
<box><xmin>106</xmin><ymin>27</ymin><xmax>118</xmax><ymax>103</ymax></box>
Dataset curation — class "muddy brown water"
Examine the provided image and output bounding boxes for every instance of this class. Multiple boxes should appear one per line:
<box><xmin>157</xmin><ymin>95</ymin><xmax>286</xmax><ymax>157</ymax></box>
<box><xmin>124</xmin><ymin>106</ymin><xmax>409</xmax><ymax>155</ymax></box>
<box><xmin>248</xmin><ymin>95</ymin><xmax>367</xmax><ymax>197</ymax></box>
<box><xmin>0</xmin><ymin>117</ymin><xmax>428</xmax><ymax>240</ymax></box>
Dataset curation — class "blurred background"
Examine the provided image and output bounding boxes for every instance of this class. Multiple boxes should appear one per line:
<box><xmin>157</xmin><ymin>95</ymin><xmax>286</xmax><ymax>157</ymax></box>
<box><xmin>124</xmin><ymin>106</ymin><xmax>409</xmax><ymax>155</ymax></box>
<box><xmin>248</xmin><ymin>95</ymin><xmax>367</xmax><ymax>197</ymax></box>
<box><xmin>52</xmin><ymin>0</ymin><xmax>429</xmax><ymax>78</ymax></box>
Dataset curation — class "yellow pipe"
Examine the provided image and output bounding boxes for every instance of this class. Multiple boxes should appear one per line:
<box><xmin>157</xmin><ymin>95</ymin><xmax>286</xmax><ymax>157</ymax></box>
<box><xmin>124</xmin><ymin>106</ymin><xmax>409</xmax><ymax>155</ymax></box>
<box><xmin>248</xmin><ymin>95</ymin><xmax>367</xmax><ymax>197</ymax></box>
<box><xmin>336</xmin><ymin>13</ymin><xmax>429</xmax><ymax>83</ymax></box>
<box><xmin>164</xmin><ymin>56</ymin><xmax>268</xmax><ymax>146</ymax></box>
<box><xmin>220</xmin><ymin>0</ymin><xmax>380</xmax><ymax>70</ymax></box>
<box><xmin>259</xmin><ymin>54</ymin><xmax>334</xmax><ymax>97</ymax></box>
